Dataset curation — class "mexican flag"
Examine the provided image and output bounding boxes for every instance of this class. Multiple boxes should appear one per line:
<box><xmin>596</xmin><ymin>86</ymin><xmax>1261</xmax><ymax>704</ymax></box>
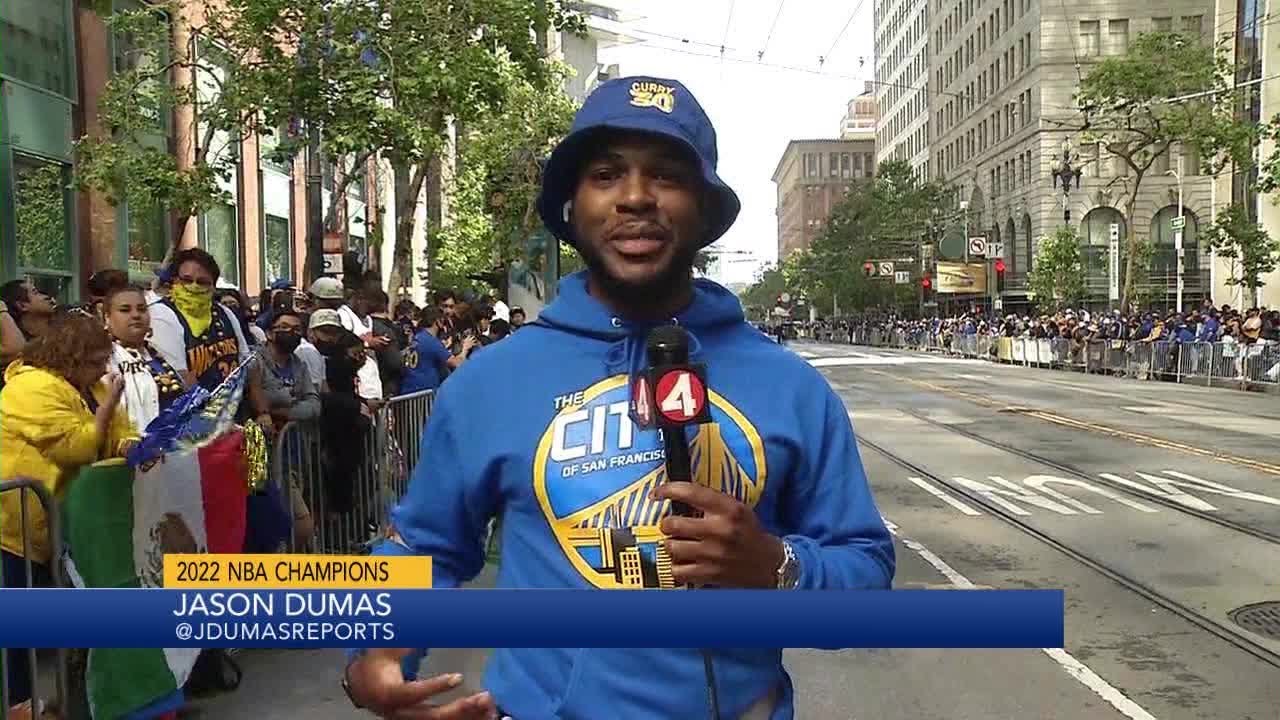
<box><xmin>62</xmin><ymin>366</ymin><xmax>249</xmax><ymax>719</ymax></box>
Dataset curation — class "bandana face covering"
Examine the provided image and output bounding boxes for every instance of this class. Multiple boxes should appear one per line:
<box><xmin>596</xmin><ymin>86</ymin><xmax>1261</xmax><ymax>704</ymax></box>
<box><xmin>170</xmin><ymin>282</ymin><xmax>214</xmax><ymax>337</ymax></box>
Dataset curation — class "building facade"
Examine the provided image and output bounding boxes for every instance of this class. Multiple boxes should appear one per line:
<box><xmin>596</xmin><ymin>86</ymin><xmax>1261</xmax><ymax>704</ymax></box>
<box><xmin>928</xmin><ymin>0</ymin><xmax>1218</xmax><ymax>307</ymax></box>
<box><xmin>874</xmin><ymin>0</ymin><xmax>931</xmax><ymax>174</ymax></box>
<box><xmin>772</xmin><ymin>139</ymin><xmax>877</xmax><ymax>261</ymax></box>
<box><xmin>1212</xmin><ymin>0</ymin><xmax>1280</xmax><ymax>308</ymax></box>
<box><xmin>0</xmin><ymin>0</ymin><xmax>393</xmax><ymax>304</ymax></box>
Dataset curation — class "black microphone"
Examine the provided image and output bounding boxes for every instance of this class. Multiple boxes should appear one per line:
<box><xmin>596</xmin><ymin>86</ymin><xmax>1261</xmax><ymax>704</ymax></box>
<box><xmin>645</xmin><ymin>325</ymin><xmax>702</xmax><ymax>517</ymax></box>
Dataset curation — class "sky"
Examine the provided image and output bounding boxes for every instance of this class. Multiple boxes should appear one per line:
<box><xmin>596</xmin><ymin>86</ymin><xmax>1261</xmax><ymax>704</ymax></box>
<box><xmin>594</xmin><ymin>0</ymin><xmax>875</xmax><ymax>287</ymax></box>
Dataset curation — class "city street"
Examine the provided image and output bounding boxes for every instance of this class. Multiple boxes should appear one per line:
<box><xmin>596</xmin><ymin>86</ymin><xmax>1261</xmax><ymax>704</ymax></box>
<box><xmin>196</xmin><ymin>341</ymin><xmax>1280</xmax><ymax>719</ymax></box>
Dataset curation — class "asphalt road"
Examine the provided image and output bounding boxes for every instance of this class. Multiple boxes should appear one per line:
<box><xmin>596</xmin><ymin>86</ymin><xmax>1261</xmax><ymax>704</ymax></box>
<box><xmin>193</xmin><ymin>340</ymin><xmax>1280</xmax><ymax>719</ymax></box>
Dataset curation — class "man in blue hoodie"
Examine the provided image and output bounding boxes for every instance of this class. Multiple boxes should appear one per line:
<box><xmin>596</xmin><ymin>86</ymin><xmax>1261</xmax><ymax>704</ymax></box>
<box><xmin>342</xmin><ymin>76</ymin><xmax>895</xmax><ymax>720</ymax></box>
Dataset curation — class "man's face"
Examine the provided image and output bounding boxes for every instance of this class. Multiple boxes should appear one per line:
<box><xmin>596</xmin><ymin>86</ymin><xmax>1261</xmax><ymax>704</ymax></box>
<box><xmin>20</xmin><ymin>281</ymin><xmax>55</xmax><ymax>315</ymax></box>
<box><xmin>570</xmin><ymin>132</ymin><xmax>704</xmax><ymax>300</ymax></box>
<box><xmin>176</xmin><ymin>260</ymin><xmax>215</xmax><ymax>292</ymax></box>
<box><xmin>312</xmin><ymin>324</ymin><xmax>343</xmax><ymax>343</ymax></box>
<box><xmin>438</xmin><ymin>297</ymin><xmax>456</xmax><ymax>320</ymax></box>
<box><xmin>510</xmin><ymin>311</ymin><xmax>525</xmax><ymax>327</ymax></box>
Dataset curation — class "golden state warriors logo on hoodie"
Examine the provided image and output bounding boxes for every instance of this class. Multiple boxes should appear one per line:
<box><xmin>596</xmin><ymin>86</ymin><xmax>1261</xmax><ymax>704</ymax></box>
<box><xmin>533</xmin><ymin>374</ymin><xmax>766</xmax><ymax>589</ymax></box>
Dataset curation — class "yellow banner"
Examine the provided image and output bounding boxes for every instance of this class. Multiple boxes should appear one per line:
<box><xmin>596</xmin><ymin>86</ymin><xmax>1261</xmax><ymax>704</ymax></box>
<box><xmin>936</xmin><ymin>262</ymin><xmax>988</xmax><ymax>294</ymax></box>
<box><xmin>163</xmin><ymin>554</ymin><xmax>432</xmax><ymax>589</ymax></box>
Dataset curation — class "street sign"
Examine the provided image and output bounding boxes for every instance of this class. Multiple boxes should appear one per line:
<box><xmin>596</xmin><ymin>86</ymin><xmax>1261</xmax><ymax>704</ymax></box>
<box><xmin>967</xmin><ymin>237</ymin><xmax>987</xmax><ymax>257</ymax></box>
<box><xmin>989</xmin><ymin>241</ymin><xmax>1004</xmax><ymax>258</ymax></box>
<box><xmin>321</xmin><ymin>253</ymin><xmax>344</xmax><ymax>275</ymax></box>
<box><xmin>993</xmin><ymin>297</ymin><xmax>1004</xmax><ymax>311</ymax></box>
<box><xmin>1171</xmin><ymin>216</ymin><xmax>1186</xmax><ymax>231</ymax></box>
<box><xmin>1108</xmin><ymin>223</ymin><xmax>1120</xmax><ymax>302</ymax></box>
<box><xmin>878</xmin><ymin>261</ymin><xmax>895</xmax><ymax>276</ymax></box>
<box><xmin>894</xmin><ymin>271</ymin><xmax>911</xmax><ymax>284</ymax></box>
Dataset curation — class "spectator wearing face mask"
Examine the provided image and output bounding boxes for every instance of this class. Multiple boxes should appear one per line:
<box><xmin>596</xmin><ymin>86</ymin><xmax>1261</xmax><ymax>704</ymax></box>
<box><xmin>148</xmin><ymin>249</ymin><xmax>250</xmax><ymax>392</ymax></box>
<box><xmin>247</xmin><ymin>310</ymin><xmax>321</xmax><ymax>437</ymax></box>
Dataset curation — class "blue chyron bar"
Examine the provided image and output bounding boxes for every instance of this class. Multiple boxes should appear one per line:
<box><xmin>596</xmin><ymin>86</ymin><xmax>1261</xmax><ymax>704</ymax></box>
<box><xmin>0</xmin><ymin>589</ymin><xmax>1063</xmax><ymax>649</ymax></box>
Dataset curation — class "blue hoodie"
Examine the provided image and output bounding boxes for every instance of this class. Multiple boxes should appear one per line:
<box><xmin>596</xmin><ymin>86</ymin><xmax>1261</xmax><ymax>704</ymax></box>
<box><xmin>359</xmin><ymin>271</ymin><xmax>895</xmax><ymax>719</ymax></box>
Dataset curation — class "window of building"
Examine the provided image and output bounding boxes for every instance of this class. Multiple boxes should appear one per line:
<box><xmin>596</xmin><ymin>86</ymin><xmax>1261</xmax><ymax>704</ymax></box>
<box><xmin>195</xmin><ymin>37</ymin><xmax>241</xmax><ymax>286</ymax></box>
<box><xmin>1181</xmin><ymin>15</ymin><xmax>1202</xmax><ymax>39</ymax></box>
<box><xmin>0</xmin><ymin>0</ymin><xmax>73</xmax><ymax>98</ymax></box>
<box><xmin>202</xmin><ymin>202</ymin><xmax>239</xmax><ymax>286</ymax></box>
<box><xmin>1107</xmin><ymin>19</ymin><xmax>1129</xmax><ymax>54</ymax></box>
<box><xmin>1153</xmin><ymin>17</ymin><xmax>1172</xmax><ymax>32</ymax></box>
<box><xmin>13</xmin><ymin>156</ymin><xmax>74</xmax><ymax>299</ymax></box>
<box><xmin>841</xmin><ymin>153</ymin><xmax>852</xmax><ymax>178</ymax></box>
<box><xmin>126</xmin><ymin>200</ymin><xmax>166</xmax><ymax>276</ymax></box>
<box><xmin>263</xmin><ymin>214</ymin><xmax>291</xmax><ymax>283</ymax></box>
<box><xmin>805</xmin><ymin>153</ymin><xmax>819</xmax><ymax>178</ymax></box>
<box><xmin>1079</xmin><ymin>20</ymin><xmax>1101</xmax><ymax>56</ymax></box>
<box><xmin>829</xmin><ymin>152</ymin><xmax>840</xmax><ymax>177</ymax></box>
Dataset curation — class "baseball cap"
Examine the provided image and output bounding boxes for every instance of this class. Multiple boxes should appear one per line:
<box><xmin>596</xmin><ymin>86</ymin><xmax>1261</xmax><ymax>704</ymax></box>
<box><xmin>270</xmin><ymin>278</ymin><xmax>294</xmax><ymax>291</ymax></box>
<box><xmin>308</xmin><ymin>308</ymin><xmax>343</xmax><ymax>331</ymax></box>
<box><xmin>309</xmin><ymin>277</ymin><xmax>344</xmax><ymax>300</ymax></box>
<box><xmin>536</xmin><ymin>76</ymin><xmax>741</xmax><ymax>249</ymax></box>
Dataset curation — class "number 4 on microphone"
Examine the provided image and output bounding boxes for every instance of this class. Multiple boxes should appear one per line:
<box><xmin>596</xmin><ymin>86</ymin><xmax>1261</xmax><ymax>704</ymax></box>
<box><xmin>652</xmin><ymin>365</ymin><xmax>712</xmax><ymax>427</ymax></box>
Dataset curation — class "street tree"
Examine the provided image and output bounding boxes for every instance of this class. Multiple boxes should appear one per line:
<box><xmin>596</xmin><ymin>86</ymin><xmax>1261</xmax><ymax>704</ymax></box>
<box><xmin>76</xmin><ymin>0</ymin><xmax>584</xmax><ymax>291</ymax></box>
<box><xmin>430</xmin><ymin>59</ymin><xmax>578</xmax><ymax>293</ymax></box>
<box><xmin>794</xmin><ymin>159</ymin><xmax>954</xmax><ymax>314</ymax></box>
<box><xmin>1202</xmin><ymin>204</ymin><xmax>1280</xmax><ymax>305</ymax></box>
<box><xmin>74</xmin><ymin>2</ymin><xmax>249</xmax><ymax>269</ymax></box>
<box><xmin>1027</xmin><ymin>226</ymin><xmax>1087</xmax><ymax>309</ymax></box>
<box><xmin>1072</xmin><ymin>30</ymin><xmax>1254</xmax><ymax>305</ymax></box>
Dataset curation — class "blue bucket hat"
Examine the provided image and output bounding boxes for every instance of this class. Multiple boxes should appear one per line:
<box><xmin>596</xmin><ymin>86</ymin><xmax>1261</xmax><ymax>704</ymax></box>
<box><xmin>537</xmin><ymin>76</ymin><xmax>740</xmax><ymax>249</ymax></box>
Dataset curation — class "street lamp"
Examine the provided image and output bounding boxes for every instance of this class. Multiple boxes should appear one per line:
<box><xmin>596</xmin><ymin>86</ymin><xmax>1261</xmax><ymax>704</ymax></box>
<box><xmin>1166</xmin><ymin>155</ymin><xmax>1185</xmax><ymax>313</ymax></box>
<box><xmin>1050</xmin><ymin>138</ymin><xmax>1084</xmax><ymax>225</ymax></box>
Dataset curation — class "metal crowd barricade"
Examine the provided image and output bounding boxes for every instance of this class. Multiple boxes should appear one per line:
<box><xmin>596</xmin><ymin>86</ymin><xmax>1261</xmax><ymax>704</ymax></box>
<box><xmin>0</xmin><ymin>480</ymin><xmax>69</xmax><ymax>720</ymax></box>
<box><xmin>272</xmin><ymin>390</ymin><xmax>436</xmax><ymax>556</ymax></box>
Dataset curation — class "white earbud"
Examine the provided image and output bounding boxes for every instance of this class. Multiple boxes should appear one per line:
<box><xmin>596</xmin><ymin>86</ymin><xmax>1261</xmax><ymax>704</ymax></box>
<box><xmin>562</xmin><ymin>200</ymin><xmax>573</xmax><ymax>223</ymax></box>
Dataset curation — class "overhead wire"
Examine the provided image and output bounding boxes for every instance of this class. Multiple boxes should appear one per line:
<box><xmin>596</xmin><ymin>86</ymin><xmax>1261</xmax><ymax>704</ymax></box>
<box><xmin>819</xmin><ymin>0</ymin><xmax>868</xmax><ymax>67</ymax></box>
<box><xmin>758</xmin><ymin>0</ymin><xmax>788</xmax><ymax>60</ymax></box>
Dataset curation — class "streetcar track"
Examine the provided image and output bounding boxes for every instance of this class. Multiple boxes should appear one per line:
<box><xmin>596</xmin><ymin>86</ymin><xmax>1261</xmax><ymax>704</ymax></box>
<box><xmin>862</xmin><ymin>368</ymin><xmax>1280</xmax><ymax>477</ymax></box>
<box><xmin>892</xmin><ymin>406</ymin><xmax>1280</xmax><ymax>546</ymax></box>
<box><xmin>857</xmin><ymin>437</ymin><xmax>1280</xmax><ymax>670</ymax></box>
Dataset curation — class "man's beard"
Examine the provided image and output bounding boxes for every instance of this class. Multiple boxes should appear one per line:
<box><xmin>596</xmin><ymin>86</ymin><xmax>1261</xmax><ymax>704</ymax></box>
<box><xmin>577</xmin><ymin>241</ymin><xmax>697</xmax><ymax>310</ymax></box>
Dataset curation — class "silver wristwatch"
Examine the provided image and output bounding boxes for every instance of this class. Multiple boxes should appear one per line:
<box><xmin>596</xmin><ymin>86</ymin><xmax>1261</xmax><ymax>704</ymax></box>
<box><xmin>775</xmin><ymin>539</ymin><xmax>800</xmax><ymax>589</ymax></box>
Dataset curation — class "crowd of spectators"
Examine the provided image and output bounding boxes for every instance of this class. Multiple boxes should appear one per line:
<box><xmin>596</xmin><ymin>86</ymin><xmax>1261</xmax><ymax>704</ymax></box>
<box><xmin>0</xmin><ymin>251</ymin><xmax>523</xmax><ymax>715</ymax></box>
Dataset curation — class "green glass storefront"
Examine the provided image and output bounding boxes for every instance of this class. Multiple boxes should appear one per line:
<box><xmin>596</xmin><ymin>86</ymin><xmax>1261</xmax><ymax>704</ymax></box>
<box><xmin>0</xmin><ymin>0</ymin><xmax>78</xmax><ymax>301</ymax></box>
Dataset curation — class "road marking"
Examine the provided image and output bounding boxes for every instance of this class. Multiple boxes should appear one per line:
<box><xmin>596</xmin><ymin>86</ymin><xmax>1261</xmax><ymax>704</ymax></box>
<box><xmin>883</xmin><ymin>518</ymin><xmax>1159</xmax><ymax>720</ymax></box>
<box><xmin>1097</xmin><ymin>470</ymin><xmax>1280</xmax><ymax>511</ymax></box>
<box><xmin>907</xmin><ymin>477</ymin><xmax>981</xmax><ymax>515</ymax></box>
<box><xmin>953</xmin><ymin>476</ymin><xmax>1083</xmax><ymax>515</ymax></box>
<box><xmin>864</xmin><ymin>370</ymin><xmax>1280</xmax><ymax>477</ymax></box>
<box><xmin>1161</xmin><ymin>470</ymin><xmax>1280</xmax><ymax>507</ymax></box>
<box><xmin>808</xmin><ymin>356</ymin><xmax>978</xmax><ymax>367</ymax></box>
<box><xmin>1023</xmin><ymin>475</ymin><xmax>1159</xmax><ymax>514</ymax></box>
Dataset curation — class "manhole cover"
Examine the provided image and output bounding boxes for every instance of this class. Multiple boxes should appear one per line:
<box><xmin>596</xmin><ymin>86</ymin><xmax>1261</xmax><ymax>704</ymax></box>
<box><xmin>1229</xmin><ymin>601</ymin><xmax>1280</xmax><ymax>640</ymax></box>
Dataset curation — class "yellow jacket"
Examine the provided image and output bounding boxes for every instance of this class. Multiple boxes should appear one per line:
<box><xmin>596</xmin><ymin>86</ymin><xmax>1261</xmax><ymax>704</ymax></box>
<box><xmin>0</xmin><ymin>361</ymin><xmax>138</xmax><ymax>564</ymax></box>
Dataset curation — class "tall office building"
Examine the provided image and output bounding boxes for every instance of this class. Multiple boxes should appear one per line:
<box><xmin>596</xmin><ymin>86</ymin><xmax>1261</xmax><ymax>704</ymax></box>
<box><xmin>928</xmin><ymin>0</ymin><xmax>1216</xmax><ymax>305</ymax></box>
<box><xmin>1211</xmin><ymin>0</ymin><xmax>1280</xmax><ymax>307</ymax></box>
<box><xmin>874</xmin><ymin>0</ymin><xmax>931</xmax><ymax>174</ymax></box>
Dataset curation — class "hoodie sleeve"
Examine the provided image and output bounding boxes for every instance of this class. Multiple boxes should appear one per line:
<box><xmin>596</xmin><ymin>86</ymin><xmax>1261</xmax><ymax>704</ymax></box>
<box><xmin>780</xmin><ymin>377</ymin><xmax>895</xmax><ymax>592</ymax></box>
<box><xmin>345</xmin><ymin>380</ymin><xmax>500</xmax><ymax>673</ymax></box>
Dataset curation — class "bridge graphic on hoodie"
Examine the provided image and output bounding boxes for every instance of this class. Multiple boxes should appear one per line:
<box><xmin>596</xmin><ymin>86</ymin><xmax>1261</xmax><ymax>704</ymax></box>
<box><xmin>535</xmin><ymin>374</ymin><xmax>767</xmax><ymax>589</ymax></box>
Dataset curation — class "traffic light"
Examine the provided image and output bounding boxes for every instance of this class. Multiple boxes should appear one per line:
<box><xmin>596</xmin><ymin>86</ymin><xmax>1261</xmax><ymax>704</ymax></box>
<box><xmin>863</xmin><ymin>261</ymin><xmax>875</xmax><ymax>277</ymax></box>
<box><xmin>921</xmin><ymin>273</ymin><xmax>933</xmax><ymax>302</ymax></box>
<box><xmin>994</xmin><ymin>258</ymin><xmax>1006</xmax><ymax>293</ymax></box>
